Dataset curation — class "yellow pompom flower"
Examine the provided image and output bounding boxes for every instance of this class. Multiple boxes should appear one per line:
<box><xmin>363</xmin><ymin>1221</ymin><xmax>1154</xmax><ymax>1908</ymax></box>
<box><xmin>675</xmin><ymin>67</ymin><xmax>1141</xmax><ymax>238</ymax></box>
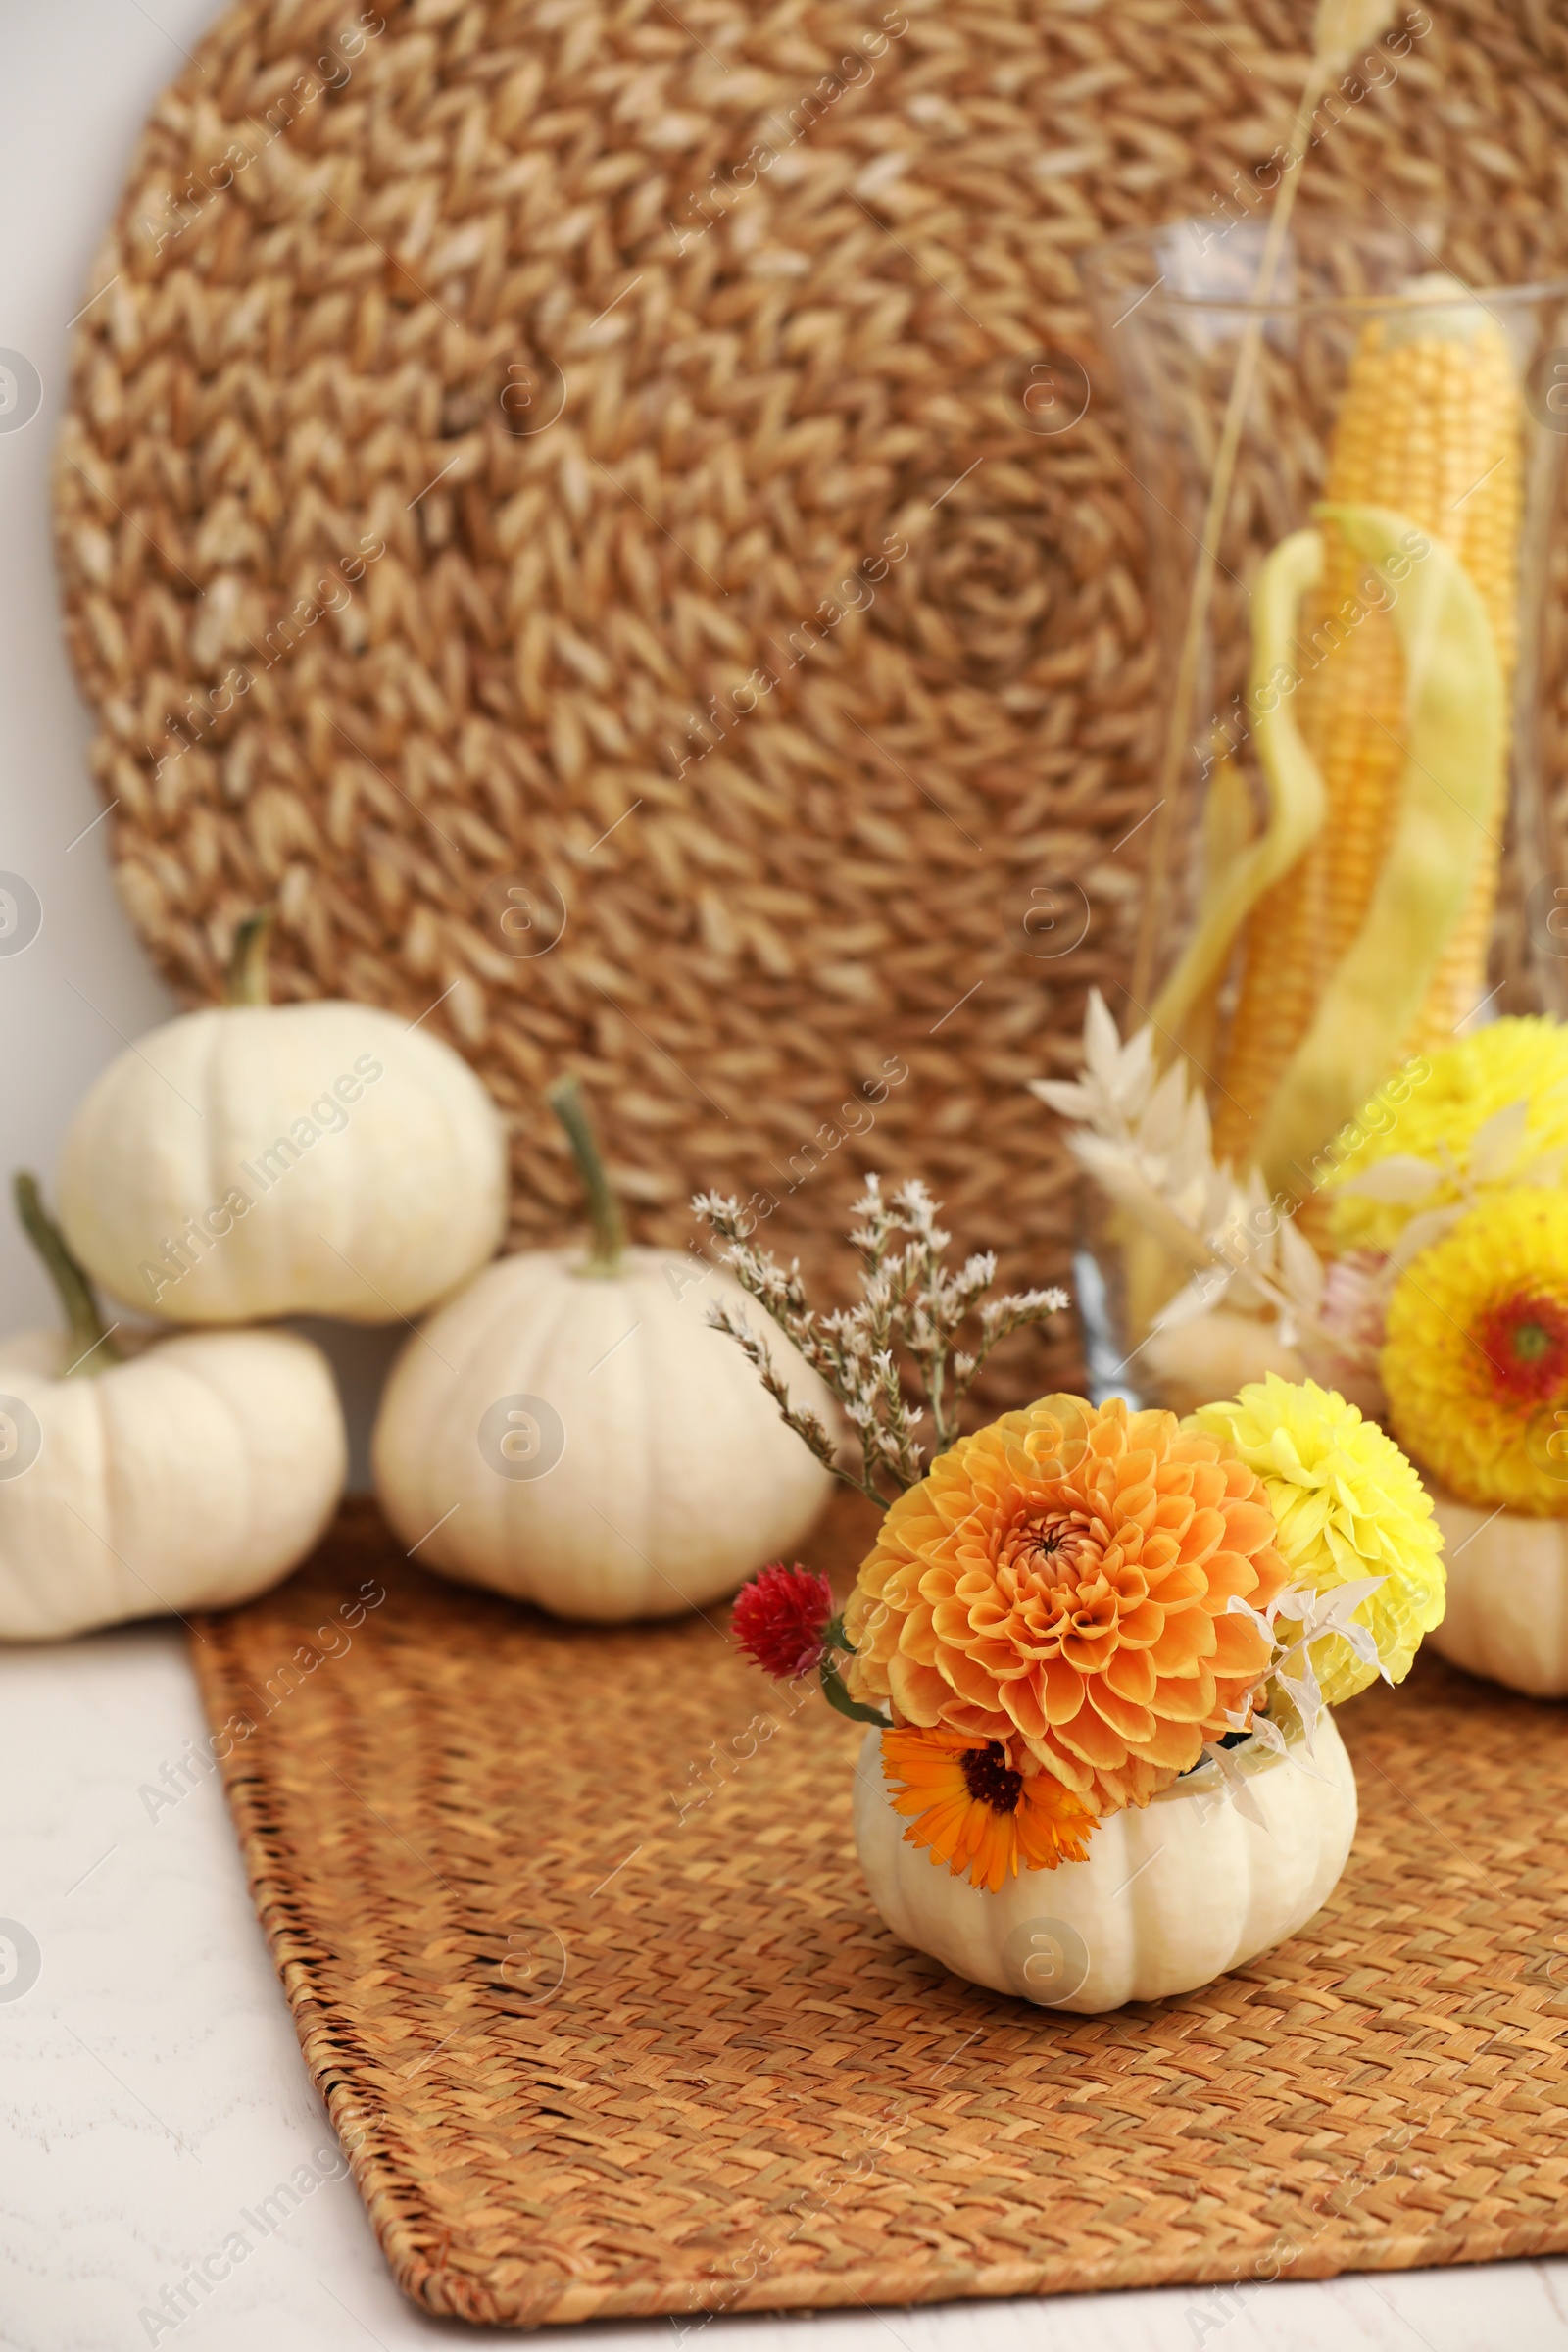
<box><xmin>1327</xmin><ymin>1017</ymin><xmax>1568</xmax><ymax>1255</ymax></box>
<box><xmin>1382</xmin><ymin>1192</ymin><xmax>1568</xmax><ymax>1516</ymax></box>
<box><xmin>1193</xmin><ymin>1374</ymin><xmax>1445</xmax><ymax>1703</ymax></box>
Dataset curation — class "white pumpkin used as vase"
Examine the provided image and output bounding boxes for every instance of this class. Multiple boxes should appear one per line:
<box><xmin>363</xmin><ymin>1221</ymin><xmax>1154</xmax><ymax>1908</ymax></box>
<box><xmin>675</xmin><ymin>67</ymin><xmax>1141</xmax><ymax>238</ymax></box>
<box><xmin>373</xmin><ymin>1076</ymin><xmax>836</xmax><ymax>1621</ymax></box>
<box><xmin>709</xmin><ymin>1208</ymin><xmax>1444</xmax><ymax>2013</ymax></box>
<box><xmin>854</xmin><ymin>1718</ymin><xmax>1357</xmax><ymax>2013</ymax></box>
<box><xmin>827</xmin><ymin>1379</ymin><xmax>1432</xmax><ymax>2015</ymax></box>
<box><xmin>56</xmin><ymin>913</ymin><xmax>507</xmax><ymax>1325</ymax></box>
<box><xmin>0</xmin><ymin>1177</ymin><xmax>346</xmax><ymax>1640</ymax></box>
<box><xmin>1426</xmin><ymin>1490</ymin><xmax>1568</xmax><ymax>1697</ymax></box>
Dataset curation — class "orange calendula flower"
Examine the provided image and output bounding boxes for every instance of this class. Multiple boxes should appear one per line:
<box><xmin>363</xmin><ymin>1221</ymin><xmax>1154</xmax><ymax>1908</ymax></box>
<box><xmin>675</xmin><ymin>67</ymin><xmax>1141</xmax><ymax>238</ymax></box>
<box><xmin>844</xmin><ymin>1394</ymin><xmax>1288</xmax><ymax>1814</ymax></box>
<box><xmin>881</xmin><ymin>1724</ymin><xmax>1096</xmax><ymax>1891</ymax></box>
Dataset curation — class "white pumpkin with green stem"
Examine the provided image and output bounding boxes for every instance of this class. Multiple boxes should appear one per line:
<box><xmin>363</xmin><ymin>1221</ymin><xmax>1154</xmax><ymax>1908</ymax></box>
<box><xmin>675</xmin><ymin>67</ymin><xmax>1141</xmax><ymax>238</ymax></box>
<box><xmin>371</xmin><ymin>1078</ymin><xmax>837</xmax><ymax>1622</ymax></box>
<box><xmin>0</xmin><ymin>1176</ymin><xmax>346</xmax><ymax>1640</ymax></box>
<box><xmin>55</xmin><ymin>913</ymin><xmax>508</xmax><ymax>1325</ymax></box>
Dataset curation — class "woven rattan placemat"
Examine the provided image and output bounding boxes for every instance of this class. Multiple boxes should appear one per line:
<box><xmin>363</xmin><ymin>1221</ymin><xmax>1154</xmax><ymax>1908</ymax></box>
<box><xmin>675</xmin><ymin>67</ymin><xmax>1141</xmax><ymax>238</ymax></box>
<box><xmin>190</xmin><ymin>1495</ymin><xmax>1568</xmax><ymax>2327</ymax></box>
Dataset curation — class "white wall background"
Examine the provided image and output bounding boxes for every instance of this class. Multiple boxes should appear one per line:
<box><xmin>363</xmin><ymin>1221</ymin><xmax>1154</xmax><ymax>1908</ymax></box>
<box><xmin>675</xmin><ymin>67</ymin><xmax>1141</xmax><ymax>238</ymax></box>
<box><xmin>0</xmin><ymin>0</ymin><xmax>403</xmax><ymax>1480</ymax></box>
<box><xmin>0</xmin><ymin>7</ymin><xmax>184</xmax><ymax>1291</ymax></box>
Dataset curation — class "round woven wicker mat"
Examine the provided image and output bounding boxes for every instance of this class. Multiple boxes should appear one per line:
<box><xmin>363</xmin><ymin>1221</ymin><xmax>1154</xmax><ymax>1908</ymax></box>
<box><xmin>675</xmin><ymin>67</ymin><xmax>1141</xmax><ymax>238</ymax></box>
<box><xmin>192</xmin><ymin>1496</ymin><xmax>1568</xmax><ymax>2327</ymax></box>
<box><xmin>54</xmin><ymin>0</ymin><xmax>1568</xmax><ymax>1347</ymax></box>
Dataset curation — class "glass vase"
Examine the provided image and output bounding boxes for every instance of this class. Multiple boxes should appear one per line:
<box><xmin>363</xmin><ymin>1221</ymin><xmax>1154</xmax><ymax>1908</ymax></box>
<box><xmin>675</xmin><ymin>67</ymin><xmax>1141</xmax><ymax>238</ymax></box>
<box><xmin>1071</xmin><ymin>210</ymin><xmax>1568</xmax><ymax>1404</ymax></box>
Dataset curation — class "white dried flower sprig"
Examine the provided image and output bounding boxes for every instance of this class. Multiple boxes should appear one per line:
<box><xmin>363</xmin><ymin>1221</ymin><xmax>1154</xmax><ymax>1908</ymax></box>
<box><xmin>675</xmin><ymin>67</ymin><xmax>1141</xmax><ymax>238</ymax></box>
<box><xmin>693</xmin><ymin>1177</ymin><xmax>1068</xmax><ymax>1508</ymax></box>
<box><xmin>1033</xmin><ymin>991</ymin><xmax>1364</xmax><ymax>1366</ymax></box>
<box><xmin>1335</xmin><ymin>1095</ymin><xmax>1563</xmax><ymax>1300</ymax></box>
<box><xmin>1205</xmin><ymin>1574</ymin><xmax>1387</xmax><ymax>1825</ymax></box>
<box><xmin>1186</xmin><ymin>1574</ymin><xmax>1387</xmax><ymax>1826</ymax></box>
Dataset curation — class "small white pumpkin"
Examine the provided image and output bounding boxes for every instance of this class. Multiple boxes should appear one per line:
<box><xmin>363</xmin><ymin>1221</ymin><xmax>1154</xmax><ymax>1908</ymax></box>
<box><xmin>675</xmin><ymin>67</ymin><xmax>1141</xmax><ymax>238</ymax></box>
<box><xmin>1143</xmin><ymin>1309</ymin><xmax>1305</xmax><ymax>1418</ymax></box>
<box><xmin>0</xmin><ymin>1178</ymin><xmax>346</xmax><ymax>1639</ymax></box>
<box><xmin>373</xmin><ymin>1077</ymin><xmax>836</xmax><ymax>1621</ymax></box>
<box><xmin>854</xmin><ymin>1718</ymin><xmax>1358</xmax><ymax>2012</ymax></box>
<box><xmin>1427</xmin><ymin>1490</ymin><xmax>1568</xmax><ymax>1696</ymax></box>
<box><xmin>56</xmin><ymin>914</ymin><xmax>507</xmax><ymax>1324</ymax></box>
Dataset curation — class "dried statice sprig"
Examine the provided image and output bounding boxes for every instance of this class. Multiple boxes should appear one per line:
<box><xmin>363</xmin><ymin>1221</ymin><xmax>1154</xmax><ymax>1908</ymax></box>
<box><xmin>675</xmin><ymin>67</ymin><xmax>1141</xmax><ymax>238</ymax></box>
<box><xmin>693</xmin><ymin>1177</ymin><xmax>1068</xmax><ymax>1508</ymax></box>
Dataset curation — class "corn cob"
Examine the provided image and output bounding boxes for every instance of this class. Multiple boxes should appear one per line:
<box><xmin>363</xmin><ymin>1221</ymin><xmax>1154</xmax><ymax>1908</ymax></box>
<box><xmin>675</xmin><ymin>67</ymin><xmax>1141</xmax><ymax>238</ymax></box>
<box><xmin>1213</xmin><ymin>277</ymin><xmax>1522</xmax><ymax>1170</ymax></box>
<box><xmin>1253</xmin><ymin>507</ymin><xmax>1504</xmax><ymax>1186</ymax></box>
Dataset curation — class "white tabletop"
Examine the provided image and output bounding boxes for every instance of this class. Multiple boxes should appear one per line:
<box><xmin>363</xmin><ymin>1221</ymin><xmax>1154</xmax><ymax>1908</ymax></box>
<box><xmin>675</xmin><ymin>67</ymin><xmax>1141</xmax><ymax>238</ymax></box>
<box><xmin>2</xmin><ymin>6</ymin><xmax>1567</xmax><ymax>2348</ymax></box>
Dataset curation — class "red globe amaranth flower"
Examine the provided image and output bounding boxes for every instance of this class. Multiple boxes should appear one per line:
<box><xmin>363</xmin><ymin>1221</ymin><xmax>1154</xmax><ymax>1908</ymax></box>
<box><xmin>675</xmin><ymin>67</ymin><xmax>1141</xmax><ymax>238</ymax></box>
<box><xmin>732</xmin><ymin>1563</ymin><xmax>834</xmax><ymax>1680</ymax></box>
<box><xmin>1475</xmin><ymin>1289</ymin><xmax>1568</xmax><ymax>1405</ymax></box>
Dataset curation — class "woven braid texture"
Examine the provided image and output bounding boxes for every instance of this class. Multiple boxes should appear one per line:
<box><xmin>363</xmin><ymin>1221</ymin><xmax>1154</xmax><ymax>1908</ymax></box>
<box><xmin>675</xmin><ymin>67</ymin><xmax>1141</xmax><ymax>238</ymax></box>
<box><xmin>191</xmin><ymin>1497</ymin><xmax>1568</xmax><ymax>2327</ymax></box>
<box><xmin>51</xmin><ymin>0</ymin><xmax>1568</xmax><ymax>1355</ymax></box>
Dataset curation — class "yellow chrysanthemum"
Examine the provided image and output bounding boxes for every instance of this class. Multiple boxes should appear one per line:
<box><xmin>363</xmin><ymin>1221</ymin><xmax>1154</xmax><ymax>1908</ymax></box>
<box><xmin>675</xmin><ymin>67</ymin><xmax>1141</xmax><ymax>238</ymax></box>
<box><xmin>1326</xmin><ymin>1018</ymin><xmax>1568</xmax><ymax>1255</ymax></box>
<box><xmin>1193</xmin><ymin>1374</ymin><xmax>1445</xmax><ymax>1703</ymax></box>
<box><xmin>1383</xmin><ymin>1192</ymin><xmax>1568</xmax><ymax>1516</ymax></box>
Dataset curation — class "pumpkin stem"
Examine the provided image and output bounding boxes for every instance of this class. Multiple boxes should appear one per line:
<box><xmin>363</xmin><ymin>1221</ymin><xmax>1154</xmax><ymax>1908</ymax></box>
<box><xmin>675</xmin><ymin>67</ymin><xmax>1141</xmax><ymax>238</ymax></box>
<box><xmin>547</xmin><ymin>1075</ymin><xmax>627</xmax><ymax>1277</ymax></box>
<box><xmin>224</xmin><ymin>909</ymin><xmax>274</xmax><ymax>1006</ymax></box>
<box><xmin>13</xmin><ymin>1173</ymin><xmax>122</xmax><ymax>1374</ymax></box>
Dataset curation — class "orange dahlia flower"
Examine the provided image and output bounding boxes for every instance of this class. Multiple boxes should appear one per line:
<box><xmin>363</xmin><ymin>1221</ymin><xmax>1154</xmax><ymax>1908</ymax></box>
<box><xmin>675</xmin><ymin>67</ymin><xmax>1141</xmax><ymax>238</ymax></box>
<box><xmin>843</xmin><ymin>1394</ymin><xmax>1288</xmax><ymax>1814</ymax></box>
<box><xmin>881</xmin><ymin>1725</ymin><xmax>1096</xmax><ymax>1890</ymax></box>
